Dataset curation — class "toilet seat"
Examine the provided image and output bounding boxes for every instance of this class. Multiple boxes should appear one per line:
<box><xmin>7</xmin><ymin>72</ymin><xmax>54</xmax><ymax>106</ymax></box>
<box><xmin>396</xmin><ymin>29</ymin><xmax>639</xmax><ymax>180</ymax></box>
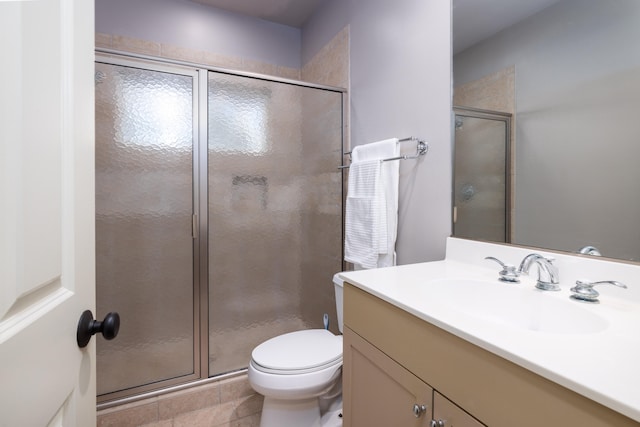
<box><xmin>251</xmin><ymin>329</ymin><xmax>343</xmax><ymax>375</ymax></box>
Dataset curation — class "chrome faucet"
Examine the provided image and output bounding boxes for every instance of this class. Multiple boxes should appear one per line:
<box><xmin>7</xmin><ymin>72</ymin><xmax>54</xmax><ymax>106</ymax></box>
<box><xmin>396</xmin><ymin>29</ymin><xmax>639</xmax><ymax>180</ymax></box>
<box><xmin>518</xmin><ymin>253</ymin><xmax>560</xmax><ymax>291</ymax></box>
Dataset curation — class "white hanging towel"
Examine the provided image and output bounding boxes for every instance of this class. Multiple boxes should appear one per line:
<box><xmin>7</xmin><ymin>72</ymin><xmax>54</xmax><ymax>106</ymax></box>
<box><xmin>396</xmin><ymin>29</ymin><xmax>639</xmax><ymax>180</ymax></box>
<box><xmin>345</xmin><ymin>138</ymin><xmax>400</xmax><ymax>269</ymax></box>
<box><xmin>344</xmin><ymin>159</ymin><xmax>386</xmax><ymax>269</ymax></box>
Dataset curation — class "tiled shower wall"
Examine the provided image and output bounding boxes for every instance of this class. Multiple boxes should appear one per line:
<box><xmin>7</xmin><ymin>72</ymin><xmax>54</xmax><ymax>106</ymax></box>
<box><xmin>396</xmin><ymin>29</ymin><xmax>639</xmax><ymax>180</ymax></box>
<box><xmin>95</xmin><ymin>33</ymin><xmax>301</xmax><ymax>80</ymax></box>
<box><xmin>300</xmin><ymin>26</ymin><xmax>350</xmax><ymax>329</ymax></box>
<box><xmin>96</xmin><ymin>26</ymin><xmax>349</xmax><ymax>426</ymax></box>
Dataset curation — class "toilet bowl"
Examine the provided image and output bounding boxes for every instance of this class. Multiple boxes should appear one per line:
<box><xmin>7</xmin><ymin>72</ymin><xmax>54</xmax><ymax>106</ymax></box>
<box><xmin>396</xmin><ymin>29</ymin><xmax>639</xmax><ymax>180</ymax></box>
<box><xmin>248</xmin><ymin>275</ymin><xmax>345</xmax><ymax>427</ymax></box>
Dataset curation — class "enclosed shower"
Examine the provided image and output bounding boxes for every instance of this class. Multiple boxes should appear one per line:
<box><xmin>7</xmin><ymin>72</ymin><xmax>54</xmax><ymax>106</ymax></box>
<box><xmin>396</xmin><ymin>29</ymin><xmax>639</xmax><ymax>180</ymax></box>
<box><xmin>95</xmin><ymin>55</ymin><xmax>344</xmax><ymax>403</ymax></box>
<box><xmin>452</xmin><ymin>107</ymin><xmax>511</xmax><ymax>243</ymax></box>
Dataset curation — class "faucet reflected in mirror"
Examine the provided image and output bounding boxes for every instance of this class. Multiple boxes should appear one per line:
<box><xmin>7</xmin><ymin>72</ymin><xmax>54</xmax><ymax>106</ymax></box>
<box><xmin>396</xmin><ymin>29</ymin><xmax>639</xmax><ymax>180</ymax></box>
<box><xmin>579</xmin><ymin>246</ymin><xmax>602</xmax><ymax>257</ymax></box>
<box><xmin>452</xmin><ymin>0</ymin><xmax>640</xmax><ymax>263</ymax></box>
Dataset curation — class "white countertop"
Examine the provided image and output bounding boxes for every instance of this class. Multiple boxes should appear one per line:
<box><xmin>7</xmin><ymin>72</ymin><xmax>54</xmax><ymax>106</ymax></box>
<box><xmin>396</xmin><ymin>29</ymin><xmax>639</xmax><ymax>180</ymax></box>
<box><xmin>339</xmin><ymin>238</ymin><xmax>640</xmax><ymax>422</ymax></box>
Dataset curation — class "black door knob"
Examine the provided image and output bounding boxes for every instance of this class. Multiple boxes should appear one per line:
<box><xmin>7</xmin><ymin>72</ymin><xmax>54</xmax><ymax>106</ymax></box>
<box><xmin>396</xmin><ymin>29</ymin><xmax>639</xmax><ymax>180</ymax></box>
<box><xmin>77</xmin><ymin>310</ymin><xmax>120</xmax><ymax>348</ymax></box>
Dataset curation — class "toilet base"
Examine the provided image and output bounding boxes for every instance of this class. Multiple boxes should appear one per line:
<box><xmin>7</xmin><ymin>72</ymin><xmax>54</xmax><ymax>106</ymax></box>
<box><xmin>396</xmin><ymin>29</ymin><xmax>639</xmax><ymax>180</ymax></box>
<box><xmin>320</xmin><ymin>395</ymin><xmax>343</xmax><ymax>427</ymax></box>
<box><xmin>320</xmin><ymin>407</ymin><xmax>343</xmax><ymax>427</ymax></box>
<box><xmin>259</xmin><ymin>396</ymin><xmax>322</xmax><ymax>427</ymax></box>
<box><xmin>258</xmin><ymin>395</ymin><xmax>343</xmax><ymax>427</ymax></box>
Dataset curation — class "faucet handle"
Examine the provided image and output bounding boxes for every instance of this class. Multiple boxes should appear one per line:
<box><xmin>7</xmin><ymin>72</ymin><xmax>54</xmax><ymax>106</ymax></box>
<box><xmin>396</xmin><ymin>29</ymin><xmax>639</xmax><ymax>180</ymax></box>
<box><xmin>484</xmin><ymin>256</ymin><xmax>520</xmax><ymax>283</ymax></box>
<box><xmin>570</xmin><ymin>280</ymin><xmax>627</xmax><ymax>303</ymax></box>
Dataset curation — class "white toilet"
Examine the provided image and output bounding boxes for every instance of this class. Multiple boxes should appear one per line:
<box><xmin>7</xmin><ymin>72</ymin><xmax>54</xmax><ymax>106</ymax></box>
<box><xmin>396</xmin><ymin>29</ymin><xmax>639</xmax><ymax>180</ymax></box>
<box><xmin>248</xmin><ymin>274</ymin><xmax>345</xmax><ymax>427</ymax></box>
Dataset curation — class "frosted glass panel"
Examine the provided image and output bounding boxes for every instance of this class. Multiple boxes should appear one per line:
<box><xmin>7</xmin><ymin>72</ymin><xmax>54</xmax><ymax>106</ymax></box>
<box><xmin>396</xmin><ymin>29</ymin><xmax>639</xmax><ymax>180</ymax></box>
<box><xmin>95</xmin><ymin>62</ymin><xmax>195</xmax><ymax>396</ymax></box>
<box><xmin>208</xmin><ymin>72</ymin><xmax>343</xmax><ymax>375</ymax></box>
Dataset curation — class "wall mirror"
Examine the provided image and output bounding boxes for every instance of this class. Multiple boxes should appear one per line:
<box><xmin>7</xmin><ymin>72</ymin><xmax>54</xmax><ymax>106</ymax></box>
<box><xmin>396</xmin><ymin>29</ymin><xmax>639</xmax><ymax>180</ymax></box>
<box><xmin>452</xmin><ymin>0</ymin><xmax>640</xmax><ymax>263</ymax></box>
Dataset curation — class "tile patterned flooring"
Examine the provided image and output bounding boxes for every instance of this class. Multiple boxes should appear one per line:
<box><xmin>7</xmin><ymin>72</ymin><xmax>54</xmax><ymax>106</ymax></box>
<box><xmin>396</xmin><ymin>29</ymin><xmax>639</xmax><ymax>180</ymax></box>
<box><xmin>97</xmin><ymin>374</ymin><xmax>263</xmax><ymax>427</ymax></box>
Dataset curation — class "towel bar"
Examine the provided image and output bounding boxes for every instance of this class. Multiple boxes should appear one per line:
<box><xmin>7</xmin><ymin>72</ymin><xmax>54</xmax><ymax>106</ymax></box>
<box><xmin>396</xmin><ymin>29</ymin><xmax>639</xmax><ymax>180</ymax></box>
<box><xmin>339</xmin><ymin>136</ymin><xmax>428</xmax><ymax>169</ymax></box>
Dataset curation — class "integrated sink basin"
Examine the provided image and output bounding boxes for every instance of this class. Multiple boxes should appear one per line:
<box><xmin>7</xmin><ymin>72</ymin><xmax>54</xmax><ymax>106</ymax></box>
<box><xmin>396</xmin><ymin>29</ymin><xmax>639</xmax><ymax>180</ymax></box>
<box><xmin>338</xmin><ymin>239</ymin><xmax>640</xmax><ymax>423</ymax></box>
<box><xmin>422</xmin><ymin>278</ymin><xmax>608</xmax><ymax>334</ymax></box>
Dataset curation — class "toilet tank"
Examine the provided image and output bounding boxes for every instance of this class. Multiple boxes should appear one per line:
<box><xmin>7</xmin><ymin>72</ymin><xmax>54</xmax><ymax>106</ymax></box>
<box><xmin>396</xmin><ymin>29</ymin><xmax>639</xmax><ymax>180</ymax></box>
<box><xmin>332</xmin><ymin>274</ymin><xmax>344</xmax><ymax>333</ymax></box>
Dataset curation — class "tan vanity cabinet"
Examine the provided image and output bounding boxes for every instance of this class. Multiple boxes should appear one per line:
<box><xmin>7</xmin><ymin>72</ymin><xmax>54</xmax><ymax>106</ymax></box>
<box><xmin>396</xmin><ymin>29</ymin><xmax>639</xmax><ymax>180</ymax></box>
<box><xmin>344</xmin><ymin>326</ymin><xmax>433</xmax><ymax>426</ymax></box>
<box><xmin>342</xmin><ymin>283</ymin><xmax>639</xmax><ymax>427</ymax></box>
<box><xmin>344</xmin><ymin>324</ymin><xmax>485</xmax><ymax>427</ymax></box>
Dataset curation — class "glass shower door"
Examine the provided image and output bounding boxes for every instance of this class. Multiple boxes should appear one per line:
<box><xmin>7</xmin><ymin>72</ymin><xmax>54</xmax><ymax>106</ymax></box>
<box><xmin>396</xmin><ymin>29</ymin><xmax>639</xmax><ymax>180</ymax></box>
<box><xmin>207</xmin><ymin>72</ymin><xmax>344</xmax><ymax>376</ymax></box>
<box><xmin>95</xmin><ymin>57</ymin><xmax>344</xmax><ymax>399</ymax></box>
<box><xmin>95</xmin><ymin>60</ymin><xmax>198</xmax><ymax>400</ymax></box>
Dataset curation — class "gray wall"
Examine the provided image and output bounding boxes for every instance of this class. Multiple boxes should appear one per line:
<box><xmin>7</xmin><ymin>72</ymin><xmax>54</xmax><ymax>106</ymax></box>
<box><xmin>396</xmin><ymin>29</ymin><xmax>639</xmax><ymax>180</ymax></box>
<box><xmin>95</xmin><ymin>0</ymin><xmax>301</xmax><ymax>68</ymax></box>
<box><xmin>454</xmin><ymin>0</ymin><xmax>640</xmax><ymax>261</ymax></box>
<box><xmin>304</xmin><ymin>0</ymin><xmax>453</xmax><ymax>263</ymax></box>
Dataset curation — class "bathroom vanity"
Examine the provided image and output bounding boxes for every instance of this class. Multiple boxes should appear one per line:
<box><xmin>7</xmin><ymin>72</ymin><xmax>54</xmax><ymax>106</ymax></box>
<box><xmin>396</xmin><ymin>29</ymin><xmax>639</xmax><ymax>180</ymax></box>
<box><xmin>339</xmin><ymin>238</ymin><xmax>640</xmax><ymax>427</ymax></box>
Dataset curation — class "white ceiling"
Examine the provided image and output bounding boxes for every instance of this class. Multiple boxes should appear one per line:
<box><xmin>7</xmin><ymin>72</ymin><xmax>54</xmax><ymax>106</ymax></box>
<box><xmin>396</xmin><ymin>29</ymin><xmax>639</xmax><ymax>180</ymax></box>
<box><xmin>189</xmin><ymin>0</ymin><xmax>325</xmax><ymax>28</ymax></box>
<box><xmin>190</xmin><ymin>0</ymin><xmax>561</xmax><ymax>52</ymax></box>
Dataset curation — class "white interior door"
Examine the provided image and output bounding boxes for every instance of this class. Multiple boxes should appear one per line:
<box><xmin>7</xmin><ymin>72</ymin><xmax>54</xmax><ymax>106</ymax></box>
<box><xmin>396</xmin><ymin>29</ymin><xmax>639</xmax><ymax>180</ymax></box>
<box><xmin>0</xmin><ymin>0</ymin><xmax>96</xmax><ymax>426</ymax></box>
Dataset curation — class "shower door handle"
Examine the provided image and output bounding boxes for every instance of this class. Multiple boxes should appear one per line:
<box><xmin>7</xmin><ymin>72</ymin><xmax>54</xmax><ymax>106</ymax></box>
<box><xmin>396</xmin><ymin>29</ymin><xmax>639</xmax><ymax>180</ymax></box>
<box><xmin>76</xmin><ymin>310</ymin><xmax>120</xmax><ymax>348</ymax></box>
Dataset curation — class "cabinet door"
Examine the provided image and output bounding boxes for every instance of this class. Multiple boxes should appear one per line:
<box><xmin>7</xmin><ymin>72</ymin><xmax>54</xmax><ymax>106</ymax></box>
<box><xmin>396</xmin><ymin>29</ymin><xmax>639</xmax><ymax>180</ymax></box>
<box><xmin>344</xmin><ymin>327</ymin><xmax>433</xmax><ymax>427</ymax></box>
<box><xmin>433</xmin><ymin>391</ymin><xmax>486</xmax><ymax>427</ymax></box>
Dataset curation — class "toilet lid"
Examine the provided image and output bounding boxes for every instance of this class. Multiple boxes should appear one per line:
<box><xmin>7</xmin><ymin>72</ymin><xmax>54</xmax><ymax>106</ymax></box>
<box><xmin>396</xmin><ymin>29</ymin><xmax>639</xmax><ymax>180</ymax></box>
<box><xmin>251</xmin><ymin>329</ymin><xmax>342</xmax><ymax>373</ymax></box>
